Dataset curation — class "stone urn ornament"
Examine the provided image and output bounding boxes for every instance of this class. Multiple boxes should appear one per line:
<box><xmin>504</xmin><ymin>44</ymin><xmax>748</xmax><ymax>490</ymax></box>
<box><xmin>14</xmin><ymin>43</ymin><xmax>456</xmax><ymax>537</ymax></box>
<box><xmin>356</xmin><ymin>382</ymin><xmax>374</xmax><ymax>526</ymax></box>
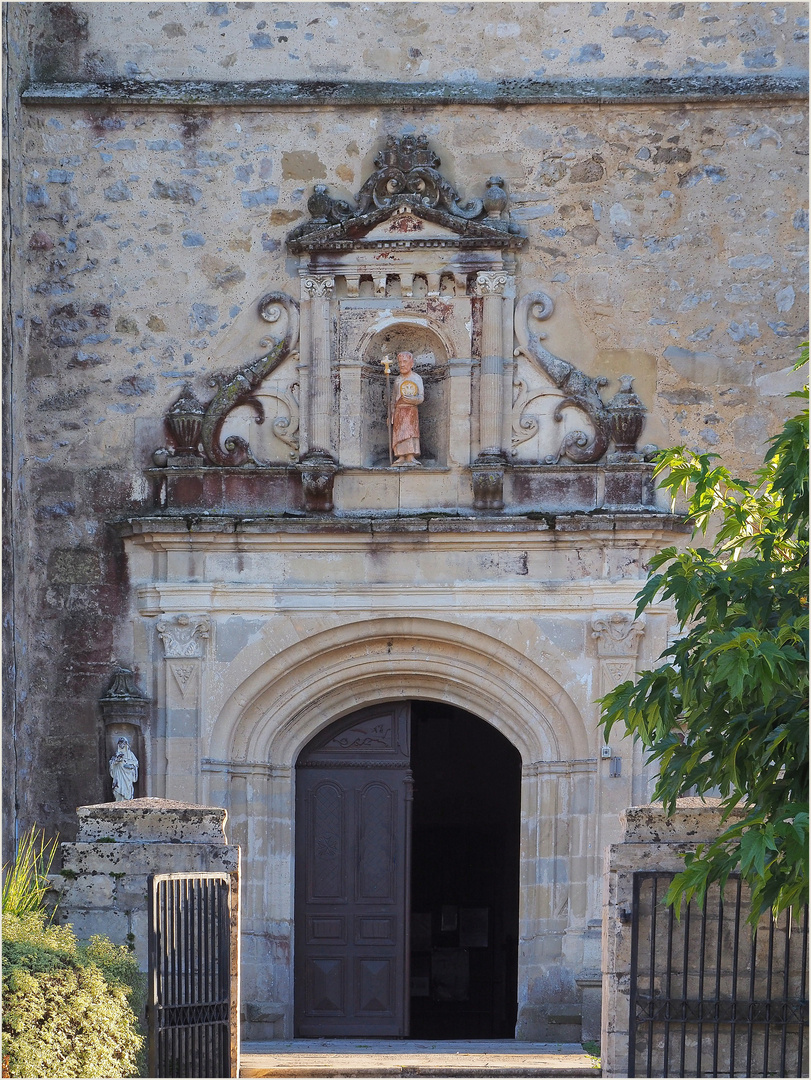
<box><xmin>607</xmin><ymin>375</ymin><xmax>647</xmax><ymax>462</ymax></box>
<box><xmin>166</xmin><ymin>384</ymin><xmax>206</xmax><ymax>456</ymax></box>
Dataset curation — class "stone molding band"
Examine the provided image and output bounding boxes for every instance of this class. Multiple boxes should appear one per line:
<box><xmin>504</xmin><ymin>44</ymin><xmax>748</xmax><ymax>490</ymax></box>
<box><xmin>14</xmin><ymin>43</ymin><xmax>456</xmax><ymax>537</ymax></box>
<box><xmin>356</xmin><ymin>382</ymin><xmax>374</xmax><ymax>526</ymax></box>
<box><xmin>21</xmin><ymin>74</ymin><xmax>809</xmax><ymax>108</ymax></box>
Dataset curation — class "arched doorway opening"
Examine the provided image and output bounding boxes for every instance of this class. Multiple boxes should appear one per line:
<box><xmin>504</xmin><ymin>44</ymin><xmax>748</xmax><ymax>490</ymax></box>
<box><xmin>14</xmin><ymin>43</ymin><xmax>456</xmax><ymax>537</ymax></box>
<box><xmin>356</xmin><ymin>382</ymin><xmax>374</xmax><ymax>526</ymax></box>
<box><xmin>294</xmin><ymin>700</ymin><xmax>521</xmax><ymax>1039</ymax></box>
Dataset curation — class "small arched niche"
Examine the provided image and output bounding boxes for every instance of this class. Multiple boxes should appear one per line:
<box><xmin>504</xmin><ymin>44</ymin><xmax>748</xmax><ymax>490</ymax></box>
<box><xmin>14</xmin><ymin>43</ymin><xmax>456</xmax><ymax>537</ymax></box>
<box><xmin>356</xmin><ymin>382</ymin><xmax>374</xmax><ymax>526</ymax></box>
<box><xmin>360</xmin><ymin>321</ymin><xmax>450</xmax><ymax>468</ymax></box>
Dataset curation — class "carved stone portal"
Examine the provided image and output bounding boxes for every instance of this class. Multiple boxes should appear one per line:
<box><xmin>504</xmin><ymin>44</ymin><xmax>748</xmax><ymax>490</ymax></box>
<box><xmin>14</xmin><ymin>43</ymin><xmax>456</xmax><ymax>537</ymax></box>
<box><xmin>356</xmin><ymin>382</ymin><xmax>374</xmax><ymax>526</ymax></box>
<box><xmin>149</xmin><ymin>132</ymin><xmax>659</xmax><ymax>515</ymax></box>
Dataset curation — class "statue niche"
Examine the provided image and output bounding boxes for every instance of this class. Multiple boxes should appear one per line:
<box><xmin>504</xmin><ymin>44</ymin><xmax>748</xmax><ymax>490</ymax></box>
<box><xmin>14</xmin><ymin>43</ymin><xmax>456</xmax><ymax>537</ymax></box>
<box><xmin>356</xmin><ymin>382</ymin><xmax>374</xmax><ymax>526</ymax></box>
<box><xmin>360</xmin><ymin>323</ymin><xmax>449</xmax><ymax>469</ymax></box>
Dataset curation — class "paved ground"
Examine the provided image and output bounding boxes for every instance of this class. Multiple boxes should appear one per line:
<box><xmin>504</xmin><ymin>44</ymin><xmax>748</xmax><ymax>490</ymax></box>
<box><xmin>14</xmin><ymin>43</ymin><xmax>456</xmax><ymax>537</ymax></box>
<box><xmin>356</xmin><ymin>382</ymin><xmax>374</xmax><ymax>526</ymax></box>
<box><xmin>240</xmin><ymin>1040</ymin><xmax>601</xmax><ymax>1078</ymax></box>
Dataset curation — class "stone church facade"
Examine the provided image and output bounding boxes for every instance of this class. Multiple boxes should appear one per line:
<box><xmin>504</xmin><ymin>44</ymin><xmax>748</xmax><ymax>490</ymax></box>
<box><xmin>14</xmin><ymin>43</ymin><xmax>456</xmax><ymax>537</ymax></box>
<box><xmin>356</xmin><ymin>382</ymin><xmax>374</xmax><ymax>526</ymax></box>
<box><xmin>4</xmin><ymin>2</ymin><xmax>807</xmax><ymax>1042</ymax></box>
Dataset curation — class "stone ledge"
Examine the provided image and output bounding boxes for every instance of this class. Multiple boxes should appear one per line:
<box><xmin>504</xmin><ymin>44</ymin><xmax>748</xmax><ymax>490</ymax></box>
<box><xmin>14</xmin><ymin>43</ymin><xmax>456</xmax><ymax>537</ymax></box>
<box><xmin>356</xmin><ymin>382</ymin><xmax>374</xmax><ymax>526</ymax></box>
<box><xmin>21</xmin><ymin>74</ymin><xmax>809</xmax><ymax>108</ymax></box>
<box><xmin>115</xmin><ymin>510</ymin><xmax>690</xmax><ymax>538</ymax></box>
<box><xmin>76</xmin><ymin>798</ymin><xmax>228</xmax><ymax>844</ymax></box>
<box><xmin>620</xmin><ymin>799</ymin><xmax>745</xmax><ymax>845</ymax></box>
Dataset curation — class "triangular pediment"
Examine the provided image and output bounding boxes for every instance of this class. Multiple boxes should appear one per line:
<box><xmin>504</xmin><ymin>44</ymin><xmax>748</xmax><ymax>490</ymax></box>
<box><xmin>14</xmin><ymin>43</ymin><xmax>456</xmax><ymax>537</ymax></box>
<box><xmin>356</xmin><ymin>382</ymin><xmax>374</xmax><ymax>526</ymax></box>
<box><xmin>360</xmin><ymin>206</ymin><xmax>469</xmax><ymax>243</ymax></box>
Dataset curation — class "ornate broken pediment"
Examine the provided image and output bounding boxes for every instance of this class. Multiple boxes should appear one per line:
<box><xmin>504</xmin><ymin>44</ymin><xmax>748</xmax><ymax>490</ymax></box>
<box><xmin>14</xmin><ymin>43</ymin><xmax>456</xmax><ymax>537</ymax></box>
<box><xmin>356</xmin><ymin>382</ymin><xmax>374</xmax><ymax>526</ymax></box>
<box><xmin>287</xmin><ymin>134</ymin><xmax>526</xmax><ymax>253</ymax></box>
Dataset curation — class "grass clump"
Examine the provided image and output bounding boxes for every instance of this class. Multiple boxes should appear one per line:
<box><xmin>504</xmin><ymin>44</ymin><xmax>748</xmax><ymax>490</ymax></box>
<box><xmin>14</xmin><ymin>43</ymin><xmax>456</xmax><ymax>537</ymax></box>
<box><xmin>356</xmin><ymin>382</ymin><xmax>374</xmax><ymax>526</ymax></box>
<box><xmin>2</xmin><ymin>828</ymin><xmax>58</xmax><ymax>917</ymax></box>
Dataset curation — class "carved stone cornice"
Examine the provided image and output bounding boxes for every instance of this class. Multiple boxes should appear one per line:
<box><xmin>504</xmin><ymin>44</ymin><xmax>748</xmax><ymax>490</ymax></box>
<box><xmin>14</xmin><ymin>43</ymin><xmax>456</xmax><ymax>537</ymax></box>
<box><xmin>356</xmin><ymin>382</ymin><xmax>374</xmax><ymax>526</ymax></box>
<box><xmin>592</xmin><ymin>612</ymin><xmax>646</xmax><ymax>658</ymax></box>
<box><xmin>157</xmin><ymin>614</ymin><xmax>210</xmax><ymax>659</ymax></box>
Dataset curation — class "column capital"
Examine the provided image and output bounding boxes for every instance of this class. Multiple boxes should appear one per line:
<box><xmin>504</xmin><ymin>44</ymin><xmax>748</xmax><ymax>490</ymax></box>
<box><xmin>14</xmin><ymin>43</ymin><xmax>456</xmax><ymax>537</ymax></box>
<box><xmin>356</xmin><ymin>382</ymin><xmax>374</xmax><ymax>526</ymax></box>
<box><xmin>302</xmin><ymin>275</ymin><xmax>335</xmax><ymax>298</ymax></box>
<box><xmin>156</xmin><ymin>614</ymin><xmax>211</xmax><ymax>658</ymax></box>
<box><xmin>474</xmin><ymin>271</ymin><xmax>512</xmax><ymax>296</ymax></box>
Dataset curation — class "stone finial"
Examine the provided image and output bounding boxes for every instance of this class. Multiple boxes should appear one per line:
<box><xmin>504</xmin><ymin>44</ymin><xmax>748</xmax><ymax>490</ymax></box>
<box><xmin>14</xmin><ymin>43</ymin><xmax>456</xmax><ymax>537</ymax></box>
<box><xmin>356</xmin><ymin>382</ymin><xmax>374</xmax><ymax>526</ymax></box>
<box><xmin>166</xmin><ymin>384</ymin><xmax>205</xmax><ymax>455</ymax></box>
<box><xmin>101</xmin><ymin>666</ymin><xmax>148</xmax><ymax>703</ymax></box>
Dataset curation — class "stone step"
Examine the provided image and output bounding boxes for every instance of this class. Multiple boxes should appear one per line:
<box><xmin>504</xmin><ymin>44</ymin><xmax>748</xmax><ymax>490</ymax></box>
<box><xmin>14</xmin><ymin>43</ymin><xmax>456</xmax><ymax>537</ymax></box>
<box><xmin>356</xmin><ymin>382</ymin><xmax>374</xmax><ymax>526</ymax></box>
<box><xmin>240</xmin><ymin>1041</ymin><xmax>601</xmax><ymax>1079</ymax></box>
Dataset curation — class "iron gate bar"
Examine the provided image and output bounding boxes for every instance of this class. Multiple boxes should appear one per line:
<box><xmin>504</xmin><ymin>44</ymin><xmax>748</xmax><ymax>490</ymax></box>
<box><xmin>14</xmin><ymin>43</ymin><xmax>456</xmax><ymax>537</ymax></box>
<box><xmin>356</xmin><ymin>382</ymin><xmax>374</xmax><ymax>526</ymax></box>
<box><xmin>628</xmin><ymin>871</ymin><xmax>809</xmax><ymax>1079</ymax></box>
<box><xmin>148</xmin><ymin>871</ymin><xmax>231</xmax><ymax>1079</ymax></box>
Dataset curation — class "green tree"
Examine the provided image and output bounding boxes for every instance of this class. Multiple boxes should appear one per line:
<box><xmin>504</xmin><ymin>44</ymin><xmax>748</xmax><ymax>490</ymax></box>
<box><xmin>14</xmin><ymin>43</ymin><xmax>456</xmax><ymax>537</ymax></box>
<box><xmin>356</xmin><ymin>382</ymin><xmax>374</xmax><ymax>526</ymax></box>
<box><xmin>600</xmin><ymin>352</ymin><xmax>808</xmax><ymax>921</ymax></box>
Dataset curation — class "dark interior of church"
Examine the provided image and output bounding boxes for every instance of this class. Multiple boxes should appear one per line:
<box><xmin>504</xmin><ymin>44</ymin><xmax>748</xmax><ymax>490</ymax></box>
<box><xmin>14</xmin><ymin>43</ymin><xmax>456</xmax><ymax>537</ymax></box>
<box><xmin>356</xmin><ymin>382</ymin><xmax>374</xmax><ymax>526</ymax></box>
<box><xmin>410</xmin><ymin>703</ymin><xmax>522</xmax><ymax>1038</ymax></box>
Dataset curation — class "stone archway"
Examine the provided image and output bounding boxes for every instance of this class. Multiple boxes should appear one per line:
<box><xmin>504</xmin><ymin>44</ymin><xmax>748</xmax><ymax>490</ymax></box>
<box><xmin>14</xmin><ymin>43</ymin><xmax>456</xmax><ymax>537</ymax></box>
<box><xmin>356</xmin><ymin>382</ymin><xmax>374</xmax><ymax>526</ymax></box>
<box><xmin>203</xmin><ymin>617</ymin><xmax>593</xmax><ymax>1040</ymax></box>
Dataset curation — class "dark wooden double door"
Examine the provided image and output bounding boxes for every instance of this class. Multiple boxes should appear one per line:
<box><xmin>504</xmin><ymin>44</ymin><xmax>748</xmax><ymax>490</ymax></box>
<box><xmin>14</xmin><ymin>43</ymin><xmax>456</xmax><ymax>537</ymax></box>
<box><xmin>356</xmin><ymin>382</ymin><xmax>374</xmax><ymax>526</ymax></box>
<box><xmin>295</xmin><ymin>703</ymin><xmax>413</xmax><ymax>1037</ymax></box>
<box><xmin>295</xmin><ymin>701</ymin><xmax>521</xmax><ymax>1038</ymax></box>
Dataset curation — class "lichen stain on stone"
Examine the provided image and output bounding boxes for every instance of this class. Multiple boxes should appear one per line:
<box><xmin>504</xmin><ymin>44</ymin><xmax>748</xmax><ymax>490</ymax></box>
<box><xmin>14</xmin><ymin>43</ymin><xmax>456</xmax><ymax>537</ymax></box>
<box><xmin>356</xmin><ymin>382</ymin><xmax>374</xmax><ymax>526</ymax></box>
<box><xmin>281</xmin><ymin>150</ymin><xmax>326</xmax><ymax>181</ymax></box>
<box><xmin>199</xmin><ymin>254</ymin><xmax>247</xmax><ymax>290</ymax></box>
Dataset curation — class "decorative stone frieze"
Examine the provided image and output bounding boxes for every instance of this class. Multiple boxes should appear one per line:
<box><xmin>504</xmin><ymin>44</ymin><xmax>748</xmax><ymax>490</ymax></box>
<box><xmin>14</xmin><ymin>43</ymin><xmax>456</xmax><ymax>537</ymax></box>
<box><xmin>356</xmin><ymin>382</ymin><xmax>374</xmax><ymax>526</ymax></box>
<box><xmin>157</xmin><ymin>614</ymin><xmax>211</xmax><ymax>659</ymax></box>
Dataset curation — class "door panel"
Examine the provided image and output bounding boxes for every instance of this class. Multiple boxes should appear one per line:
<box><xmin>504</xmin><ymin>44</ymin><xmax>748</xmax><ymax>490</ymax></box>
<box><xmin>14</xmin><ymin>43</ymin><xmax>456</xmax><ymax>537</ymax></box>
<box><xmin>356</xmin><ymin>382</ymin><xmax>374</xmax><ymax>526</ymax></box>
<box><xmin>295</xmin><ymin>703</ymin><xmax>411</xmax><ymax>1037</ymax></box>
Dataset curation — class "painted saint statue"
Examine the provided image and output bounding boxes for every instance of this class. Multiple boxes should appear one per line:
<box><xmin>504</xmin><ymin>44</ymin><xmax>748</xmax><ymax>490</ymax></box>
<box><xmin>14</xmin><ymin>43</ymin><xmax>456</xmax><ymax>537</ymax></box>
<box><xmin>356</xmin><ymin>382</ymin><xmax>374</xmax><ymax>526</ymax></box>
<box><xmin>391</xmin><ymin>351</ymin><xmax>424</xmax><ymax>466</ymax></box>
<box><xmin>109</xmin><ymin>736</ymin><xmax>139</xmax><ymax>801</ymax></box>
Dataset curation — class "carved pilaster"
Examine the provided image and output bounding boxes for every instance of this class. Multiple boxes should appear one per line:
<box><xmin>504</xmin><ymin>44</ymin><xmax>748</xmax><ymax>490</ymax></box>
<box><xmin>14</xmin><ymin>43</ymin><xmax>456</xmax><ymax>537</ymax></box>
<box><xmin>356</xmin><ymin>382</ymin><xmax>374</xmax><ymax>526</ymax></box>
<box><xmin>475</xmin><ymin>272</ymin><xmax>513</xmax><ymax>468</ymax></box>
<box><xmin>302</xmin><ymin>275</ymin><xmax>335</xmax><ymax>460</ymax></box>
<box><xmin>592</xmin><ymin>612</ymin><xmax>646</xmax><ymax>694</ymax></box>
<box><xmin>156</xmin><ymin>615</ymin><xmax>210</xmax><ymax>803</ymax></box>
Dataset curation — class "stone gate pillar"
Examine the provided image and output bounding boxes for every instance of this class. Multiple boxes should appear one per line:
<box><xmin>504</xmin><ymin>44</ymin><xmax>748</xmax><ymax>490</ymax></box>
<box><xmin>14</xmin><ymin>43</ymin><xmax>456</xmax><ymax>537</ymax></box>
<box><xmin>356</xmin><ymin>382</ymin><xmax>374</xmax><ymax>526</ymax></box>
<box><xmin>50</xmin><ymin>799</ymin><xmax>240</xmax><ymax>1074</ymax></box>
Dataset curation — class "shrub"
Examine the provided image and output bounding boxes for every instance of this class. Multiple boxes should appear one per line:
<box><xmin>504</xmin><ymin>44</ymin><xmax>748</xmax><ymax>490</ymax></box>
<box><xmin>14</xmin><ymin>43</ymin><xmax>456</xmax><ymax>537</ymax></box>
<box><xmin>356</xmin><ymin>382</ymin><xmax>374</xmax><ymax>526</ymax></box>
<box><xmin>2</xmin><ymin>912</ymin><xmax>146</xmax><ymax>1078</ymax></box>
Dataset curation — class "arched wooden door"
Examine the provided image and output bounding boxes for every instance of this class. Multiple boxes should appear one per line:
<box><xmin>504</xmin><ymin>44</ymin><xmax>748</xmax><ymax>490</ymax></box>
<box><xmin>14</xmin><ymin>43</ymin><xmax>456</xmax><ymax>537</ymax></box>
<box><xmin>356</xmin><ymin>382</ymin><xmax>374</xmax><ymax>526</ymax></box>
<box><xmin>294</xmin><ymin>702</ymin><xmax>412</xmax><ymax>1037</ymax></box>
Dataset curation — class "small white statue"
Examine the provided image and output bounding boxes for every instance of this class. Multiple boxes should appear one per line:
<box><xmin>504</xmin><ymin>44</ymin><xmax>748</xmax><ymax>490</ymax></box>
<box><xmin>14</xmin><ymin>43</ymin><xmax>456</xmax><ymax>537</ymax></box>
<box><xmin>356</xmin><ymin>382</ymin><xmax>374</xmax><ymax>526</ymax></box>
<box><xmin>109</xmin><ymin>736</ymin><xmax>139</xmax><ymax>801</ymax></box>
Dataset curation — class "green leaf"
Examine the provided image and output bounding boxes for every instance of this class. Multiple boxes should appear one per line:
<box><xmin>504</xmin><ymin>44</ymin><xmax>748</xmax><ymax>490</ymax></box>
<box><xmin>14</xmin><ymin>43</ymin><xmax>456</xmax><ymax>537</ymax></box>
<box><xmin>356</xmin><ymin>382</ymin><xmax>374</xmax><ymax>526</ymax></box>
<box><xmin>599</xmin><ymin>347</ymin><xmax>809</xmax><ymax>921</ymax></box>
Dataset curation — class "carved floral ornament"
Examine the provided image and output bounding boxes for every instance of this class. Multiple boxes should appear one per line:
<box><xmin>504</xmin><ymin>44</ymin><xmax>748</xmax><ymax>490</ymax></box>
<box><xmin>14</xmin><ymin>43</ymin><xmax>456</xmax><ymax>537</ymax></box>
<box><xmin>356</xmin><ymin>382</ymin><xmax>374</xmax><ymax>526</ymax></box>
<box><xmin>156</xmin><ymin>614</ymin><xmax>210</xmax><ymax>659</ymax></box>
<box><xmin>592</xmin><ymin>612</ymin><xmax>646</xmax><ymax>658</ymax></box>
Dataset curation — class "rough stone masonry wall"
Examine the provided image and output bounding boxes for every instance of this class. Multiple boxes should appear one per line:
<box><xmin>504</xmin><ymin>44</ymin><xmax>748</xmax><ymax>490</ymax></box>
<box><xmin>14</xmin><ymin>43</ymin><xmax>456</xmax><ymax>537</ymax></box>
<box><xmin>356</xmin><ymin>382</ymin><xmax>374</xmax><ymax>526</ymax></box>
<box><xmin>3</xmin><ymin>2</ymin><xmax>808</xmax><ymax>856</ymax></box>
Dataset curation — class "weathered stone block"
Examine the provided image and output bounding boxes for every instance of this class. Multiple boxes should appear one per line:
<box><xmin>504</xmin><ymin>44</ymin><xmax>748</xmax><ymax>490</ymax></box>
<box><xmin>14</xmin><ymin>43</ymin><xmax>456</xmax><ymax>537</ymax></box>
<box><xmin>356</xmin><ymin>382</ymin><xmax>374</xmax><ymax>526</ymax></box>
<box><xmin>76</xmin><ymin>799</ymin><xmax>227</xmax><ymax>844</ymax></box>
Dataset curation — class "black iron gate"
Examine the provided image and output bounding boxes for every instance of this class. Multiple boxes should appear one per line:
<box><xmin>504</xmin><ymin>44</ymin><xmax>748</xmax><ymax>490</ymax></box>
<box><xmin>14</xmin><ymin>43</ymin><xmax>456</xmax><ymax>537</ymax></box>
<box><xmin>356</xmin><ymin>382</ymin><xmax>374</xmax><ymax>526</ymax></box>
<box><xmin>148</xmin><ymin>872</ymin><xmax>233</xmax><ymax>1078</ymax></box>
<box><xmin>629</xmin><ymin>872</ymin><xmax>809</xmax><ymax>1078</ymax></box>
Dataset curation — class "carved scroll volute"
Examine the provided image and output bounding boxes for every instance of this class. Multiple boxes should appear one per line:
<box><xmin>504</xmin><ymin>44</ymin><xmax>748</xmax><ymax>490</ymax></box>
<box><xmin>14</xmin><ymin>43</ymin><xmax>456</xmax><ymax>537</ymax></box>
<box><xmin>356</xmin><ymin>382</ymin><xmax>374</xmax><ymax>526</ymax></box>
<box><xmin>514</xmin><ymin>291</ymin><xmax>610</xmax><ymax>465</ymax></box>
<box><xmin>200</xmin><ymin>292</ymin><xmax>300</xmax><ymax>467</ymax></box>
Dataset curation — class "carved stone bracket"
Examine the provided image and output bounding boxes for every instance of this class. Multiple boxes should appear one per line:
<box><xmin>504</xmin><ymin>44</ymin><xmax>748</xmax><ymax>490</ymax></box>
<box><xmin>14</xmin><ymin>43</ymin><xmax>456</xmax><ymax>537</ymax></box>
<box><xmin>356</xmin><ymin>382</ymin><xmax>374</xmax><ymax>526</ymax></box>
<box><xmin>592</xmin><ymin>612</ymin><xmax>646</xmax><ymax>658</ymax></box>
<box><xmin>471</xmin><ymin>458</ymin><xmax>505</xmax><ymax>511</ymax></box>
<box><xmin>298</xmin><ymin>453</ymin><xmax>337</xmax><ymax>513</ymax></box>
<box><xmin>157</xmin><ymin>614</ymin><xmax>211</xmax><ymax>659</ymax></box>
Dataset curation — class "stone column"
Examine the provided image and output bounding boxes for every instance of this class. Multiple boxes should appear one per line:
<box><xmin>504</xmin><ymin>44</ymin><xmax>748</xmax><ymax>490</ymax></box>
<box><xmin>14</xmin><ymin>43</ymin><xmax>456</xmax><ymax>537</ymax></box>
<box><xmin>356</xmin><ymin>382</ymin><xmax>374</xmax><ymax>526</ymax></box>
<box><xmin>298</xmin><ymin>274</ymin><xmax>337</xmax><ymax>510</ymax></box>
<box><xmin>156</xmin><ymin>614</ymin><xmax>210</xmax><ymax>803</ymax></box>
<box><xmin>472</xmin><ymin>271</ymin><xmax>512</xmax><ymax>510</ymax></box>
